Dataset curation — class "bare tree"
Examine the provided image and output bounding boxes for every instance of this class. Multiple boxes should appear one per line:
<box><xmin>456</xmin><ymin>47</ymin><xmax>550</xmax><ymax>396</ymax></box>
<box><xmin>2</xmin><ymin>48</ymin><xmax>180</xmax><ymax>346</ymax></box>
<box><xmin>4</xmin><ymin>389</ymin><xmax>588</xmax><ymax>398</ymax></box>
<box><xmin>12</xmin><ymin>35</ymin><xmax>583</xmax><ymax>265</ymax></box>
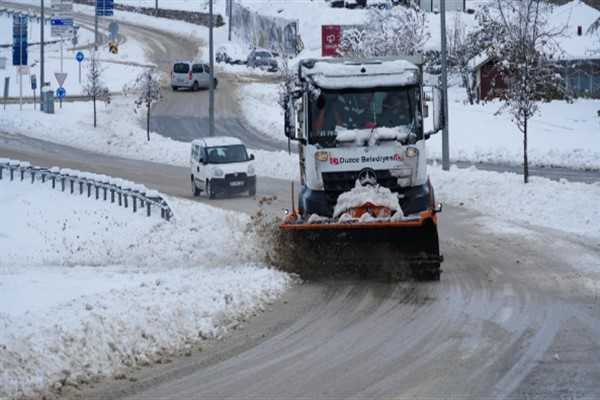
<box><xmin>123</xmin><ymin>68</ymin><xmax>163</xmax><ymax>141</ymax></box>
<box><xmin>476</xmin><ymin>0</ymin><xmax>565</xmax><ymax>183</ymax></box>
<box><xmin>337</xmin><ymin>0</ymin><xmax>429</xmax><ymax>58</ymax></box>
<box><xmin>446</xmin><ymin>13</ymin><xmax>478</xmax><ymax>104</ymax></box>
<box><xmin>82</xmin><ymin>51</ymin><xmax>110</xmax><ymax>128</ymax></box>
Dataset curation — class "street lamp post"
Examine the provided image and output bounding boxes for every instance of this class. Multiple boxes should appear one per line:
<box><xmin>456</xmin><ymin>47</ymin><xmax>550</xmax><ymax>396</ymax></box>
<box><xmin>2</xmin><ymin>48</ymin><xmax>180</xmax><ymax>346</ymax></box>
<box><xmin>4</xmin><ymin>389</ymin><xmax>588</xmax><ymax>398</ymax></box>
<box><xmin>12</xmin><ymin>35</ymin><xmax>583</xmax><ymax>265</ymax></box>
<box><xmin>208</xmin><ymin>0</ymin><xmax>215</xmax><ymax>137</ymax></box>
<box><xmin>440</xmin><ymin>0</ymin><xmax>450</xmax><ymax>171</ymax></box>
<box><xmin>40</xmin><ymin>0</ymin><xmax>45</xmax><ymax>111</ymax></box>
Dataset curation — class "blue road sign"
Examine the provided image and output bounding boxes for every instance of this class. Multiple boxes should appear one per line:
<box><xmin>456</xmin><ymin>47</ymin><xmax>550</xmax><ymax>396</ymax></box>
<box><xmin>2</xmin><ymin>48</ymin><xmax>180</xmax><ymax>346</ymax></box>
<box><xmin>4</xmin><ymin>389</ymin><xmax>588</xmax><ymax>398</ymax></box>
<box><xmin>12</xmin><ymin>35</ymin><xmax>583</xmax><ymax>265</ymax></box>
<box><xmin>56</xmin><ymin>87</ymin><xmax>66</xmax><ymax>99</ymax></box>
<box><xmin>97</xmin><ymin>0</ymin><xmax>114</xmax><ymax>16</ymax></box>
<box><xmin>31</xmin><ymin>74</ymin><xmax>37</xmax><ymax>90</ymax></box>
<box><xmin>76</xmin><ymin>51</ymin><xmax>84</xmax><ymax>62</ymax></box>
<box><xmin>12</xmin><ymin>15</ymin><xmax>28</xmax><ymax>66</ymax></box>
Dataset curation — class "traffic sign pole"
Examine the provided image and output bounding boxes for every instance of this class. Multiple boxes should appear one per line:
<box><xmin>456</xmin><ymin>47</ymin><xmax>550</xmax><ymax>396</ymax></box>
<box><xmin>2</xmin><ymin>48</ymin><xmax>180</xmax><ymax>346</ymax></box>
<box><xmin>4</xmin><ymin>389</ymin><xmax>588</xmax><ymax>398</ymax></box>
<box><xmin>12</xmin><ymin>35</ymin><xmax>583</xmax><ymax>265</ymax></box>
<box><xmin>76</xmin><ymin>51</ymin><xmax>84</xmax><ymax>83</ymax></box>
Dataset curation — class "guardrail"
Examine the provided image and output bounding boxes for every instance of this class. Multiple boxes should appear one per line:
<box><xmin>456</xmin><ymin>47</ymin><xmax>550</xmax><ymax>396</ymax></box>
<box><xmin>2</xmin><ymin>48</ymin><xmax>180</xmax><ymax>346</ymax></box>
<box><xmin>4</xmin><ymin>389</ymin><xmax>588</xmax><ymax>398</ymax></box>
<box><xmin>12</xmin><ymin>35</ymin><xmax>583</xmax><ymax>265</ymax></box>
<box><xmin>0</xmin><ymin>158</ymin><xmax>172</xmax><ymax>221</ymax></box>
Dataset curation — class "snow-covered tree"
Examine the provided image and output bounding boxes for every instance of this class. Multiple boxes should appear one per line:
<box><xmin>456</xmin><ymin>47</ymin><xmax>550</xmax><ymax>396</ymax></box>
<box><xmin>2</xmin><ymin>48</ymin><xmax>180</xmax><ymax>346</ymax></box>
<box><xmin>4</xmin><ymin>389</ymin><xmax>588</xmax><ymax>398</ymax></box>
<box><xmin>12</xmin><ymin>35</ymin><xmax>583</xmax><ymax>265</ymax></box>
<box><xmin>475</xmin><ymin>0</ymin><xmax>566</xmax><ymax>183</ymax></box>
<box><xmin>446</xmin><ymin>13</ymin><xmax>479</xmax><ymax>104</ymax></box>
<box><xmin>82</xmin><ymin>51</ymin><xmax>110</xmax><ymax>128</ymax></box>
<box><xmin>337</xmin><ymin>0</ymin><xmax>429</xmax><ymax>58</ymax></box>
<box><xmin>123</xmin><ymin>68</ymin><xmax>163</xmax><ymax>141</ymax></box>
<box><xmin>338</xmin><ymin>28</ymin><xmax>368</xmax><ymax>58</ymax></box>
<box><xmin>586</xmin><ymin>17</ymin><xmax>600</xmax><ymax>56</ymax></box>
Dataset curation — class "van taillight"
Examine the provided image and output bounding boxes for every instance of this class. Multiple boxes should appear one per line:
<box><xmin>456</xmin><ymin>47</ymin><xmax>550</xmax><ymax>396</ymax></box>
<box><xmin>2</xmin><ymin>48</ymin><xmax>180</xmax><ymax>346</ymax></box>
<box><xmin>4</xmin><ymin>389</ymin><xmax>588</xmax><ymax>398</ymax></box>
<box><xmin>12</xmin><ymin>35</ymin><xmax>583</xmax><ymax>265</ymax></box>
<box><xmin>188</xmin><ymin>71</ymin><xmax>193</xmax><ymax>80</ymax></box>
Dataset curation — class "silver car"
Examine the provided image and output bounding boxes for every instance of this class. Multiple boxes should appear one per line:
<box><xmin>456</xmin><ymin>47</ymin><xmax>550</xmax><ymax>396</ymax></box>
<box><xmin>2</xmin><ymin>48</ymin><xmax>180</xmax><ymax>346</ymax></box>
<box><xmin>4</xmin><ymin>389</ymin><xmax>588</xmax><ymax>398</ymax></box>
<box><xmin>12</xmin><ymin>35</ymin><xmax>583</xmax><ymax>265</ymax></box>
<box><xmin>170</xmin><ymin>61</ymin><xmax>218</xmax><ymax>91</ymax></box>
<box><xmin>246</xmin><ymin>50</ymin><xmax>278</xmax><ymax>72</ymax></box>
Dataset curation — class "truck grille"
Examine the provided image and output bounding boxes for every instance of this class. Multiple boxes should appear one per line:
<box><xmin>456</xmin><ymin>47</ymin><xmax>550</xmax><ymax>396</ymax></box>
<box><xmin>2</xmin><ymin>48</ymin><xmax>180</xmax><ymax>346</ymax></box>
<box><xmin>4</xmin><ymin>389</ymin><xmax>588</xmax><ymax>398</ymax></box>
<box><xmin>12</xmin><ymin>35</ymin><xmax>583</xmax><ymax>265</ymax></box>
<box><xmin>322</xmin><ymin>170</ymin><xmax>400</xmax><ymax>193</ymax></box>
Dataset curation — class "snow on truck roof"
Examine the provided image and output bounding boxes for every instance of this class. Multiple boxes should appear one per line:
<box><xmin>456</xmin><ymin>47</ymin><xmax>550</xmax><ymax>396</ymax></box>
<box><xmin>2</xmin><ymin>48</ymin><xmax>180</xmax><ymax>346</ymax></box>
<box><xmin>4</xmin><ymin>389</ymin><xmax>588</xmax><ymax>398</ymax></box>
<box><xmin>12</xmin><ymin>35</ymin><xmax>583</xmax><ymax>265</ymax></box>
<box><xmin>192</xmin><ymin>136</ymin><xmax>245</xmax><ymax>147</ymax></box>
<box><xmin>301</xmin><ymin>58</ymin><xmax>421</xmax><ymax>90</ymax></box>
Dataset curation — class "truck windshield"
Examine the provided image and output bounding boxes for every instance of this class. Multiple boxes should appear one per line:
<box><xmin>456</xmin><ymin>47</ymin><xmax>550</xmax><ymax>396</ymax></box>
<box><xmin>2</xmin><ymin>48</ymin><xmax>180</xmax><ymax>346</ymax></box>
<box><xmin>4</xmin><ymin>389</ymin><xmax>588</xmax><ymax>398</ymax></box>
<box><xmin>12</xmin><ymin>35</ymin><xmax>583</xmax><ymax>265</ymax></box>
<box><xmin>308</xmin><ymin>86</ymin><xmax>420</xmax><ymax>146</ymax></box>
<box><xmin>205</xmin><ymin>145</ymin><xmax>249</xmax><ymax>164</ymax></box>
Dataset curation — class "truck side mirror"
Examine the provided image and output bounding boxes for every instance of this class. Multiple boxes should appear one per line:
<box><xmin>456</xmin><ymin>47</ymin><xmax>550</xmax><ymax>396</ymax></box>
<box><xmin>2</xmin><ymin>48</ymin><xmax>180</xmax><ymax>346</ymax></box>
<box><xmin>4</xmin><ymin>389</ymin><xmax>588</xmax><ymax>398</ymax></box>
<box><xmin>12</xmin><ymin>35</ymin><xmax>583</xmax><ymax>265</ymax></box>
<box><xmin>432</xmin><ymin>86</ymin><xmax>445</xmax><ymax>132</ymax></box>
<box><xmin>284</xmin><ymin>98</ymin><xmax>296</xmax><ymax>139</ymax></box>
<box><xmin>249</xmin><ymin>154</ymin><xmax>255</xmax><ymax>160</ymax></box>
<box><xmin>425</xmin><ymin>86</ymin><xmax>445</xmax><ymax>137</ymax></box>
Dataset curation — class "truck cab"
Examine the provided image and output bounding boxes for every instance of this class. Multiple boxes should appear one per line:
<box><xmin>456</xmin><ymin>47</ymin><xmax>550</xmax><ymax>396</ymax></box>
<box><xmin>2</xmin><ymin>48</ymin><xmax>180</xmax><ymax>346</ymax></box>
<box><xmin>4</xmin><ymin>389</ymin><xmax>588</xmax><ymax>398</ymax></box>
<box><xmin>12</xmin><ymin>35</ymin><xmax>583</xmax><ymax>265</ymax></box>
<box><xmin>284</xmin><ymin>57</ymin><xmax>444</xmax><ymax>218</ymax></box>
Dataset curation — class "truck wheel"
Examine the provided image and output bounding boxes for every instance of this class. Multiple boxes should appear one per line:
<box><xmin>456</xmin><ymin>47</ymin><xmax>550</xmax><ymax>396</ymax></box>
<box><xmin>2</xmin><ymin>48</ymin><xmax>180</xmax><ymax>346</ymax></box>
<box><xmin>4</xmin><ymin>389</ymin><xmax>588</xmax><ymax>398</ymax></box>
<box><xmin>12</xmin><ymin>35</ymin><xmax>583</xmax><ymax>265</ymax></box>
<box><xmin>207</xmin><ymin>180</ymin><xmax>215</xmax><ymax>199</ymax></box>
<box><xmin>171</xmin><ymin>86</ymin><xmax>178</xmax><ymax>91</ymax></box>
<box><xmin>213</xmin><ymin>78</ymin><xmax>218</xmax><ymax>89</ymax></box>
<box><xmin>248</xmin><ymin>184</ymin><xmax>256</xmax><ymax>197</ymax></box>
<box><xmin>191</xmin><ymin>176</ymin><xmax>200</xmax><ymax>196</ymax></box>
<box><xmin>192</xmin><ymin>81</ymin><xmax>199</xmax><ymax>91</ymax></box>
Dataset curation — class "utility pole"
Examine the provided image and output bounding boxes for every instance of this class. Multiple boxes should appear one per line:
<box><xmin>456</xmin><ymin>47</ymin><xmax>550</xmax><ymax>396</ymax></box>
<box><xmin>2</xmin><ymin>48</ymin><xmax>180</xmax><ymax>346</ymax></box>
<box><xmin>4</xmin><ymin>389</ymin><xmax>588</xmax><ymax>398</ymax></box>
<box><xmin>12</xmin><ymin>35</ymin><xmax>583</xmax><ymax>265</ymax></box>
<box><xmin>440</xmin><ymin>0</ymin><xmax>450</xmax><ymax>171</ymax></box>
<box><xmin>40</xmin><ymin>0</ymin><xmax>45</xmax><ymax>111</ymax></box>
<box><xmin>94</xmin><ymin>0</ymin><xmax>98</xmax><ymax>50</ymax></box>
<box><xmin>208</xmin><ymin>0</ymin><xmax>215</xmax><ymax>137</ymax></box>
<box><xmin>228</xmin><ymin>0</ymin><xmax>232</xmax><ymax>41</ymax></box>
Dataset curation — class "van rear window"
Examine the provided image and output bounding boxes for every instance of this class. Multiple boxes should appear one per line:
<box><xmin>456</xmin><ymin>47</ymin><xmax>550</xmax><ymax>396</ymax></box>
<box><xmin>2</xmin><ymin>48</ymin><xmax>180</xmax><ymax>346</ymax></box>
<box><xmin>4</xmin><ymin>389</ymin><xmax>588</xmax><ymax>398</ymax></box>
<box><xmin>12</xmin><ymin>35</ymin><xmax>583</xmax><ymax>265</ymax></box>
<box><xmin>173</xmin><ymin>63</ymin><xmax>190</xmax><ymax>73</ymax></box>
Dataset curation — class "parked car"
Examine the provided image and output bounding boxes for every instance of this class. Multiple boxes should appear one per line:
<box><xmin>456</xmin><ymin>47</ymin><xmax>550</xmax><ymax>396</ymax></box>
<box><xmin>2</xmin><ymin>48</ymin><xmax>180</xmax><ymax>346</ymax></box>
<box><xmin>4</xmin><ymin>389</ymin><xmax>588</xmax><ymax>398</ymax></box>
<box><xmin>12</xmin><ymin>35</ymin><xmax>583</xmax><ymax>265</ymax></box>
<box><xmin>246</xmin><ymin>49</ymin><xmax>278</xmax><ymax>72</ymax></box>
<box><xmin>190</xmin><ymin>136</ymin><xmax>256</xmax><ymax>199</ymax></box>
<box><xmin>170</xmin><ymin>60</ymin><xmax>218</xmax><ymax>91</ymax></box>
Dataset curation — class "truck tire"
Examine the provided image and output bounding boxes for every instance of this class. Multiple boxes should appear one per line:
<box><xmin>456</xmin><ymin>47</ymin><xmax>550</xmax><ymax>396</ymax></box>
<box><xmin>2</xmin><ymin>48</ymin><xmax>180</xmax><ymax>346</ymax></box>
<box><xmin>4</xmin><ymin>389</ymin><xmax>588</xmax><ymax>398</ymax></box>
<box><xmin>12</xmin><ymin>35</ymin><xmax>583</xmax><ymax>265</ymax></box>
<box><xmin>213</xmin><ymin>78</ymin><xmax>218</xmax><ymax>89</ymax></box>
<box><xmin>248</xmin><ymin>184</ymin><xmax>256</xmax><ymax>197</ymax></box>
<box><xmin>191</xmin><ymin>176</ymin><xmax>200</xmax><ymax>196</ymax></box>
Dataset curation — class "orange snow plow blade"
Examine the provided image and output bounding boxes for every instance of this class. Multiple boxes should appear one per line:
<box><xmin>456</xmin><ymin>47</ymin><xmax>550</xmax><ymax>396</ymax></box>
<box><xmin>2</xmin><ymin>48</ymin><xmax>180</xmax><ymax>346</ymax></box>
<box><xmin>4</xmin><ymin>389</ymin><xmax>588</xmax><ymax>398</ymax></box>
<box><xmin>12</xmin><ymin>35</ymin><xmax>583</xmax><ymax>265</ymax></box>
<box><xmin>278</xmin><ymin>206</ymin><xmax>443</xmax><ymax>281</ymax></box>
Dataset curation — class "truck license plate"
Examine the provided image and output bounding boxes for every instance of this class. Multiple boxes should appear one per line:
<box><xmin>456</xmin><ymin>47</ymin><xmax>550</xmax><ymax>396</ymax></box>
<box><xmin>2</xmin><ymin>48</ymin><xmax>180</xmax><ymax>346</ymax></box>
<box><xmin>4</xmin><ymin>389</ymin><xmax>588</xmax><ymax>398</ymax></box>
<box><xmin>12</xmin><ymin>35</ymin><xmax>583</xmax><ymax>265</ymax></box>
<box><xmin>230</xmin><ymin>181</ymin><xmax>243</xmax><ymax>187</ymax></box>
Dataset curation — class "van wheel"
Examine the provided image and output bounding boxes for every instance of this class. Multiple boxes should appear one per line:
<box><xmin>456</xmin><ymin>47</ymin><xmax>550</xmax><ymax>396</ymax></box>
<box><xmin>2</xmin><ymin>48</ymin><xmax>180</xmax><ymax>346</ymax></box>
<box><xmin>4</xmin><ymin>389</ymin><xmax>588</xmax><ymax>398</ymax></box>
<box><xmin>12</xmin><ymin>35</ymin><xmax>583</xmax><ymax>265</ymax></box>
<box><xmin>213</xmin><ymin>78</ymin><xmax>218</xmax><ymax>89</ymax></box>
<box><xmin>248</xmin><ymin>184</ymin><xmax>256</xmax><ymax>197</ymax></box>
<box><xmin>207</xmin><ymin>180</ymin><xmax>216</xmax><ymax>199</ymax></box>
<box><xmin>191</xmin><ymin>177</ymin><xmax>200</xmax><ymax>196</ymax></box>
<box><xmin>192</xmin><ymin>81</ymin><xmax>199</xmax><ymax>91</ymax></box>
<box><xmin>172</xmin><ymin>86</ymin><xmax>178</xmax><ymax>91</ymax></box>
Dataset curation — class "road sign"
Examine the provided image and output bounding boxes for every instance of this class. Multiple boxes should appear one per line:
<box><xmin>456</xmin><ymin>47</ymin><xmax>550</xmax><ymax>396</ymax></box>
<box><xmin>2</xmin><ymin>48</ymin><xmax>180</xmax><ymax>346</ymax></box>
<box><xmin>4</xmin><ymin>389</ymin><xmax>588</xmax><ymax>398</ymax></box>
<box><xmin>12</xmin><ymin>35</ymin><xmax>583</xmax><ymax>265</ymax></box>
<box><xmin>55</xmin><ymin>72</ymin><xmax>68</xmax><ymax>87</ymax></box>
<box><xmin>108</xmin><ymin>41</ymin><xmax>118</xmax><ymax>54</ymax></box>
<box><xmin>97</xmin><ymin>0</ymin><xmax>114</xmax><ymax>16</ymax></box>
<box><xmin>51</xmin><ymin>0</ymin><xmax>73</xmax><ymax>37</ymax></box>
<box><xmin>109</xmin><ymin>21</ymin><xmax>119</xmax><ymax>35</ymax></box>
<box><xmin>109</xmin><ymin>21</ymin><xmax>119</xmax><ymax>41</ymax></box>
<box><xmin>31</xmin><ymin>74</ymin><xmax>37</xmax><ymax>90</ymax></box>
<box><xmin>18</xmin><ymin>66</ymin><xmax>30</xmax><ymax>75</ymax></box>
<box><xmin>56</xmin><ymin>87</ymin><xmax>66</xmax><ymax>99</ymax></box>
<box><xmin>12</xmin><ymin>14</ymin><xmax>28</xmax><ymax>66</ymax></box>
<box><xmin>76</xmin><ymin>51</ymin><xmax>84</xmax><ymax>62</ymax></box>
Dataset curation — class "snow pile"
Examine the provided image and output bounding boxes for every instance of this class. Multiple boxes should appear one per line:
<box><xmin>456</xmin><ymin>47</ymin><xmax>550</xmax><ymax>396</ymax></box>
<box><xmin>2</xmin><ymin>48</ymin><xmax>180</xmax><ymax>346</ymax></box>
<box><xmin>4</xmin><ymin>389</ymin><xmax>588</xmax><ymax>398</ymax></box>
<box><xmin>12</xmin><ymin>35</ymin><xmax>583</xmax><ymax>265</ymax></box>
<box><xmin>333</xmin><ymin>181</ymin><xmax>402</xmax><ymax>218</ymax></box>
<box><xmin>335</xmin><ymin>126</ymin><xmax>413</xmax><ymax>146</ymax></box>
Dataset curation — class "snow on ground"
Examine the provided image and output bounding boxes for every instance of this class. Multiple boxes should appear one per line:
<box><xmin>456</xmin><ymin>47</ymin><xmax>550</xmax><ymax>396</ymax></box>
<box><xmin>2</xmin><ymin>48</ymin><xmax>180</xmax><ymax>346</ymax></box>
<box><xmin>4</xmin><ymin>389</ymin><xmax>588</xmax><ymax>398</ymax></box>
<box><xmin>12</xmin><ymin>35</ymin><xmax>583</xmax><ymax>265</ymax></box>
<box><xmin>0</xmin><ymin>0</ymin><xmax>599</xmax><ymax>398</ymax></box>
<box><xmin>1</xmin><ymin>179</ymin><xmax>295</xmax><ymax>398</ymax></box>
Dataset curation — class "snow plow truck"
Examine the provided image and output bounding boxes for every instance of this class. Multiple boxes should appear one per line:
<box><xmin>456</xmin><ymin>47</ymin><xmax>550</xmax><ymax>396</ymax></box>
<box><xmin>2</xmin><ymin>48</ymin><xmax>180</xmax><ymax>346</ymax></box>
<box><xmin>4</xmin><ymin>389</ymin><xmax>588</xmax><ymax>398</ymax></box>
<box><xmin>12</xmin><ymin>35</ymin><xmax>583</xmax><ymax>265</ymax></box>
<box><xmin>280</xmin><ymin>56</ymin><xmax>445</xmax><ymax>280</ymax></box>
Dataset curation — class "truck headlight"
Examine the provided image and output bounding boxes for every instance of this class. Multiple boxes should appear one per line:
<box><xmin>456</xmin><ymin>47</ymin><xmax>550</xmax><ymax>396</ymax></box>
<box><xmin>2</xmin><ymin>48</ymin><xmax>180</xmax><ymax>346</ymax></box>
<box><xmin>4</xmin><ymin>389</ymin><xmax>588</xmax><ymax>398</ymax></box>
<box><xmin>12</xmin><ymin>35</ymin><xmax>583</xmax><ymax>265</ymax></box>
<box><xmin>247</xmin><ymin>164</ymin><xmax>255</xmax><ymax>175</ymax></box>
<box><xmin>406</xmin><ymin>147</ymin><xmax>419</xmax><ymax>157</ymax></box>
<box><xmin>211</xmin><ymin>167</ymin><xmax>224</xmax><ymax>177</ymax></box>
<box><xmin>315</xmin><ymin>151</ymin><xmax>328</xmax><ymax>162</ymax></box>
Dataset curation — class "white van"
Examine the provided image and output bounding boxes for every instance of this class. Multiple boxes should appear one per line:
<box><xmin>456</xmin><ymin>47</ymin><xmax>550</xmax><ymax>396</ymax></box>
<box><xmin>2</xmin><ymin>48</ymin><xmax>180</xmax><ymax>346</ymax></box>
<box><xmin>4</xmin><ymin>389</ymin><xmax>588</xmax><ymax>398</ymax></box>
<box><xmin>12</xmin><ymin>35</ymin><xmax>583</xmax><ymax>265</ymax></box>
<box><xmin>171</xmin><ymin>60</ymin><xmax>218</xmax><ymax>91</ymax></box>
<box><xmin>190</xmin><ymin>137</ymin><xmax>256</xmax><ymax>198</ymax></box>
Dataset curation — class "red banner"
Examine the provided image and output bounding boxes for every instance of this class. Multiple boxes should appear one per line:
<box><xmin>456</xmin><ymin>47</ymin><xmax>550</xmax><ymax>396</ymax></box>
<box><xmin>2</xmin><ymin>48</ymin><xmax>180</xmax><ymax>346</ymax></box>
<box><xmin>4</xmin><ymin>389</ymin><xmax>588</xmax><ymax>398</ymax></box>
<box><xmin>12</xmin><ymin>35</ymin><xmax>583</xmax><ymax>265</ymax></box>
<box><xmin>321</xmin><ymin>25</ymin><xmax>341</xmax><ymax>57</ymax></box>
